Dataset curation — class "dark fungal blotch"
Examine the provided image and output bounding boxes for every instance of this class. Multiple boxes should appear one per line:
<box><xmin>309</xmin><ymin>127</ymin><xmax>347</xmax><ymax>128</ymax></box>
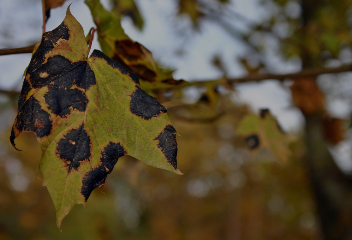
<box><xmin>45</xmin><ymin>21</ymin><xmax>70</xmax><ymax>43</ymax></box>
<box><xmin>130</xmin><ymin>64</ymin><xmax>156</xmax><ymax>82</ymax></box>
<box><xmin>81</xmin><ymin>142</ymin><xmax>126</xmax><ymax>200</ymax></box>
<box><xmin>154</xmin><ymin>125</ymin><xmax>178</xmax><ymax>169</ymax></box>
<box><xmin>29</xmin><ymin>55</ymin><xmax>73</xmax><ymax>88</ymax></box>
<box><xmin>245</xmin><ymin>134</ymin><xmax>260</xmax><ymax>149</ymax></box>
<box><xmin>82</xmin><ymin>64</ymin><xmax>96</xmax><ymax>90</ymax></box>
<box><xmin>17</xmin><ymin>79</ymin><xmax>32</xmax><ymax>111</ymax></box>
<box><xmin>129</xmin><ymin>86</ymin><xmax>167</xmax><ymax>120</ymax></box>
<box><xmin>45</xmin><ymin>87</ymin><xmax>88</xmax><ymax>118</ymax></box>
<box><xmin>41</xmin><ymin>59</ymin><xmax>97</xmax><ymax>118</ymax></box>
<box><xmin>114</xmin><ymin>40</ymin><xmax>144</xmax><ymax>62</ymax></box>
<box><xmin>56</xmin><ymin>124</ymin><xmax>91</xmax><ymax>172</ymax></box>
<box><xmin>26</xmin><ymin>22</ymin><xmax>70</xmax><ymax>81</ymax></box>
<box><xmin>49</xmin><ymin>60</ymin><xmax>96</xmax><ymax>90</ymax></box>
<box><xmin>91</xmin><ymin>49</ymin><xmax>139</xmax><ymax>84</ymax></box>
<box><xmin>13</xmin><ymin>96</ymin><xmax>52</xmax><ymax>139</ymax></box>
<box><xmin>30</xmin><ymin>56</ymin><xmax>96</xmax><ymax>90</ymax></box>
<box><xmin>26</xmin><ymin>20</ymin><xmax>97</xmax><ymax>90</ymax></box>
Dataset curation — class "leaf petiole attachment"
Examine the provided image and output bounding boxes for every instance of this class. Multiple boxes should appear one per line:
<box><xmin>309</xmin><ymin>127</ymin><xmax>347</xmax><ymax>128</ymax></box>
<box><xmin>87</xmin><ymin>27</ymin><xmax>96</xmax><ymax>56</ymax></box>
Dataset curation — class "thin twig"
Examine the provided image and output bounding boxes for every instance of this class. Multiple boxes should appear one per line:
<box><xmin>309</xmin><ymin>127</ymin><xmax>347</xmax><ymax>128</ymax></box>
<box><xmin>87</xmin><ymin>28</ymin><xmax>96</xmax><ymax>55</ymax></box>
<box><xmin>42</xmin><ymin>0</ymin><xmax>46</xmax><ymax>33</ymax></box>
<box><xmin>0</xmin><ymin>45</ymin><xmax>36</xmax><ymax>56</ymax></box>
<box><xmin>154</xmin><ymin>64</ymin><xmax>352</xmax><ymax>89</ymax></box>
<box><xmin>0</xmin><ymin>89</ymin><xmax>20</xmax><ymax>97</ymax></box>
<box><xmin>0</xmin><ymin>55</ymin><xmax>352</xmax><ymax>95</ymax></box>
<box><xmin>171</xmin><ymin>111</ymin><xmax>225</xmax><ymax>123</ymax></box>
<box><xmin>151</xmin><ymin>64</ymin><xmax>352</xmax><ymax>90</ymax></box>
<box><xmin>223</xmin><ymin>64</ymin><xmax>352</xmax><ymax>84</ymax></box>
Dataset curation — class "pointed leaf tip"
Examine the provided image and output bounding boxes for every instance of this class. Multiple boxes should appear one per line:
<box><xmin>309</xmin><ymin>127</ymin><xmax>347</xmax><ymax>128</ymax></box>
<box><xmin>66</xmin><ymin>3</ymin><xmax>72</xmax><ymax>15</ymax></box>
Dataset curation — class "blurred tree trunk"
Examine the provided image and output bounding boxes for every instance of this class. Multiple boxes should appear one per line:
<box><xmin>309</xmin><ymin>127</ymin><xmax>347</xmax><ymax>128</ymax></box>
<box><xmin>304</xmin><ymin>114</ymin><xmax>352</xmax><ymax>240</ymax></box>
<box><xmin>300</xmin><ymin>1</ymin><xmax>352</xmax><ymax>239</ymax></box>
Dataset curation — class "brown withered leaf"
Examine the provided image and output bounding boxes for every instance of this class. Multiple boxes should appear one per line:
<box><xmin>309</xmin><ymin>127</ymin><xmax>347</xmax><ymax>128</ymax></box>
<box><xmin>85</xmin><ymin>0</ymin><xmax>188</xmax><ymax>91</ymax></box>
<box><xmin>44</xmin><ymin>0</ymin><xmax>67</xmax><ymax>22</ymax></box>
<box><xmin>323</xmin><ymin>116</ymin><xmax>345</xmax><ymax>145</ymax></box>
<box><xmin>45</xmin><ymin>0</ymin><xmax>66</xmax><ymax>9</ymax></box>
<box><xmin>290</xmin><ymin>77</ymin><xmax>325</xmax><ymax>115</ymax></box>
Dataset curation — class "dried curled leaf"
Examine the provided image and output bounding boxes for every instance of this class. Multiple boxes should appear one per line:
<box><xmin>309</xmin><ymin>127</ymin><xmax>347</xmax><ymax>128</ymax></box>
<box><xmin>44</xmin><ymin>0</ymin><xmax>67</xmax><ymax>22</ymax></box>
<box><xmin>323</xmin><ymin>116</ymin><xmax>345</xmax><ymax>145</ymax></box>
<box><xmin>45</xmin><ymin>0</ymin><xmax>67</xmax><ymax>9</ymax></box>
<box><xmin>10</xmin><ymin>7</ymin><xmax>180</xmax><ymax>227</ymax></box>
<box><xmin>237</xmin><ymin>109</ymin><xmax>290</xmax><ymax>162</ymax></box>
<box><xmin>290</xmin><ymin>77</ymin><xmax>325</xmax><ymax>115</ymax></box>
<box><xmin>85</xmin><ymin>0</ymin><xmax>188</xmax><ymax>91</ymax></box>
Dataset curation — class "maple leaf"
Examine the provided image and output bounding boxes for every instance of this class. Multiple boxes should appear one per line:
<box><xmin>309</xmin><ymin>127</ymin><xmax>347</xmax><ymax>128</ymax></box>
<box><xmin>10</xmin><ymin>7</ymin><xmax>180</xmax><ymax>227</ymax></box>
<box><xmin>85</xmin><ymin>0</ymin><xmax>188</xmax><ymax>91</ymax></box>
<box><xmin>236</xmin><ymin>109</ymin><xmax>290</xmax><ymax>162</ymax></box>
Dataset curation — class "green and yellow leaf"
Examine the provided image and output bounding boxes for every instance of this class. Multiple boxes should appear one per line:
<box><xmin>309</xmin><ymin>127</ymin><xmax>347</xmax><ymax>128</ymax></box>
<box><xmin>10</xmin><ymin>7</ymin><xmax>180</xmax><ymax>228</ymax></box>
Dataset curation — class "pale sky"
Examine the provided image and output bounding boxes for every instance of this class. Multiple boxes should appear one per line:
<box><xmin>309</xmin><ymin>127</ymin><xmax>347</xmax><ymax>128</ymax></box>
<box><xmin>0</xmin><ymin>0</ymin><xmax>304</xmax><ymax>132</ymax></box>
<box><xmin>2</xmin><ymin>0</ymin><xmax>352</xmax><ymax>172</ymax></box>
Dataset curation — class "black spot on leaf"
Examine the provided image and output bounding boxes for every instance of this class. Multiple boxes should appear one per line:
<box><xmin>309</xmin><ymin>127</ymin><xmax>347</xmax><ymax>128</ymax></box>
<box><xmin>30</xmin><ymin>56</ymin><xmax>85</xmax><ymax>88</ymax></box>
<box><xmin>17</xmin><ymin>79</ymin><xmax>32</xmax><ymax>111</ymax></box>
<box><xmin>45</xmin><ymin>87</ymin><xmax>88</xmax><ymax>117</ymax></box>
<box><xmin>50</xmin><ymin>61</ymin><xmax>95</xmax><ymax>90</ymax></box>
<box><xmin>26</xmin><ymin>44</ymin><xmax>52</xmax><ymax>78</ymax></box>
<box><xmin>199</xmin><ymin>94</ymin><xmax>210</xmax><ymax>104</ymax></box>
<box><xmin>56</xmin><ymin>124</ymin><xmax>91</xmax><ymax>172</ymax></box>
<box><xmin>46</xmin><ymin>22</ymin><xmax>70</xmax><ymax>43</ymax></box>
<box><xmin>25</xmin><ymin>21</ymin><xmax>95</xmax><ymax>92</ymax></box>
<box><xmin>246</xmin><ymin>134</ymin><xmax>260</xmax><ymax>149</ymax></box>
<box><xmin>91</xmin><ymin>50</ymin><xmax>139</xmax><ymax>84</ymax></box>
<box><xmin>81</xmin><ymin>142</ymin><xmax>126</xmax><ymax>200</ymax></box>
<box><xmin>31</xmin><ymin>55</ymin><xmax>71</xmax><ymax>87</ymax></box>
<box><xmin>129</xmin><ymin>86</ymin><xmax>167</xmax><ymax>120</ymax></box>
<box><xmin>154</xmin><ymin>125</ymin><xmax>177</xmax><ymax>169</ymax></box>
<box><xmin>81</xmin><ymin>64</ymin><xmax>96</xmax><ymax>90</ymax></box>
<box><xmin>13</xmin><ymin>96</ymin><xmax>52</xmax><ymax>139</ymax></box>
<box><xmin>26</xmin><ymin>22</ymin><xmax>70</xmax><ymax>79</ymax></box>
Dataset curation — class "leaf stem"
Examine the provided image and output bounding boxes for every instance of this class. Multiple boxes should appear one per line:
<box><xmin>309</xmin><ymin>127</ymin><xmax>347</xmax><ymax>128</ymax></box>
<box><xmin>42</xmin><ymin>0</ymin><xmax>46</xmax><ymax>33</ymax></box>
<box><xmin>87</xmin><ymin>28</ymin><xmax>96</xmax><ymax>55</ymax></box>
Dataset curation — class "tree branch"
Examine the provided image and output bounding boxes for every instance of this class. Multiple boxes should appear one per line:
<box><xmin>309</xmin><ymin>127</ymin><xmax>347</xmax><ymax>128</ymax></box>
<box><xmin>190</xmin><ymin>64</ymin><xmax>352</xmax><ymax>85</ymax></box>
<box><xmin>0</xmin><ymin>61</ymin><xmax>352</xmax><ymax>96</ymax></box>
<box><xmin>0</xmin><ymin>45</ymin><xmax>35</xmax><ymax>56</ymax></box>
<box><xmin>0</xmin><ymin>89</ymin><xmax>20</xmax><ymax>97</ymax></box>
